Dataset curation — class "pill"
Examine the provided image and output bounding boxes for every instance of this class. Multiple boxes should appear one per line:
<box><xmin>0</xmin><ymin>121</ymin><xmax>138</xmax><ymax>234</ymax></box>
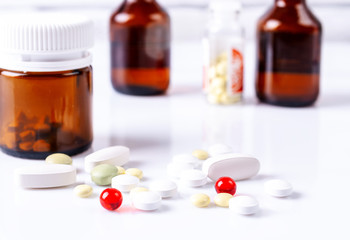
<box><xmin>15</xmin><ymin>164</ymin><xmax>76</xmax><ymax>188</ymax></box>
<box><xmin>149</xmin><ymin>180</ymin><xmax>177</xmax><ymax>198</ymax></box>
<box><xmin>19</xmin><ymin>141</ymin><xmax>33</xmax><ymax>151</ymax></box>
<box><xmin>33</xmin><ymin>139</ymin><xmax>50</xmax><ymax>152</ymax></box>
<box><xmin>215</xmin><ymin>176</ymin><xmax>237</xmax><ymax>195</ymax></box>
<box><xmin>100</xmin><ymin>188</ymin><xmax>123</xmax><ymax>211</ymax></box>
<box><xmin>180</xmin><ymin>169</ymin><xmax>207</xmax><ymax>187</ymax></box>
<box><xmin>167</xmin><ymin>162</ymin><xmax>194</xmax><ymax>178</ymax></box>
<box><xmin>207</xmin><ymin>94</ymin><xmax>221</xmax><ymax>105</ymax></box>
<box><xmin>172</xmin><ymin>154</ymin><xmax>198</xmax><ymax>167</ymax></box>
<box><xmin>192</xmin><ymin>149</ymin><xmax>209</xmax><ymax>160</ymax></box>
<box><xmin>45</xmin><ymin>153</ymin><xmax>72</xmax><ymax>165</ymax></box>
<box><xmin>202</xmin><ymin>153</ymin><xmax>260</xmax><ymax>181</ymax></box>
<box><xmin>90</xmin><ymin>164</ymin><xmax>118</xmax><ymax>186</ymax></box>
<box><xmin>264</xmin><ymin>179</ymin><xmax>293</xmax><ymax>197</ymax></box>
<box><xmin>84</xmin><ymin>145</ymin><xmax>130</xmax><ymax>173</ymax></box>
<box><xmin>132</xmin><ymin>191</ymin><xmax>162</xmax><ymax>211</ymax></box>
<box><xmin>190</xmin><ymin>193</ymin><xmax>210</xmax><ymax>208</ymax></box>
<box><xmin>125</xmin><ymin>168</ymin><xmax>143</xmax><ymax>180</ymax></box>
<box><xmin>74</xmin><ymin>184</ymin><xmax>93</xmax><ymax>198</ymax></box>
<box><xmin>214</xmin><ymin>193</ymin><xmax>233</xmax><ymax>207</ymax></box>
<box><xmin>229</xmin><ymin>196</ymin><xmax>259</xmax><ymax>215</ymax></box>
<box><xmin>116</xmin><ymin>166</ymin><xmax>125</xmax><ymax>175</ymax></box>
<box><xmin>208</xmin><ymin>143</ymin><xmax>233</xmax><ymax>156</ymax></box>
<box><xmin>130</xmin><ymin>187</ymin><xmax>149</xmax><ymax>200</ymax></box>
<box><xmin>111</xmin><ymin>174</ymin><xmax>139</xmax><ymax>192</ymax></box>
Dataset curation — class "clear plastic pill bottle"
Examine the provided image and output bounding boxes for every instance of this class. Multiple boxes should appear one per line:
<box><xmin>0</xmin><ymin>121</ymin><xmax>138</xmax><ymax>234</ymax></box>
<box><xmin>203</xmin><ymin>0</ymin><xmax>244</xmax><ymax>105</ymax></box>
<box><xmin>0</xmin><ymin>13</ymin><xmax>94</xmax><ymax>159</ymax></box>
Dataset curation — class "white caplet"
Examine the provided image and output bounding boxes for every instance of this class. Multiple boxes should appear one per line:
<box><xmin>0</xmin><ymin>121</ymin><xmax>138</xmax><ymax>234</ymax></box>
<box><xmin>84</xmin><ymin>146</ymin><xmax>130</xmax><ymax>173</ymax></box>
<box><xmin>14</xmin><ymin>164</ymin><xmax>76</xmax><ymax>188</ymax></box>
<box><xmin>202</xmin><ymin>153</ymin><xmax>260</xmax><ymax>181</ymax></box>
<box><xmin>0</xmin><ymin>13</ymin><xmax>94</xmax><ymax>72</ymax></box>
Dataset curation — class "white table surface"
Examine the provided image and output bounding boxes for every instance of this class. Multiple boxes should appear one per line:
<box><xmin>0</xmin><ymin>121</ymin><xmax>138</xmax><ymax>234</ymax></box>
<box><xmin>1</xmin><ymin>39</ymin><xmax>349</xmax><ymax>240</ymax></box>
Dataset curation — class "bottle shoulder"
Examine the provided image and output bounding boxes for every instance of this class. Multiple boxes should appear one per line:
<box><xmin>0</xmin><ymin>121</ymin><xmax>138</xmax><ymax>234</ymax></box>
<box><xmin>110</xmin><ymin>1</ymin><xmax>170</xmax><ymax>26</ymax></box>
<box><xmin>257</xmin><ymin>5</ymin><xmax>322</xmax><ymax>33</ymax></box>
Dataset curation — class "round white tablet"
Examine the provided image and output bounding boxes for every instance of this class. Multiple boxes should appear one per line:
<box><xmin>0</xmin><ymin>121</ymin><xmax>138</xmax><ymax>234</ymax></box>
<box><xmin>15</xmin><ymin>164</ymin><xmax>76</xmax><ymax>188</ymax></box>
<box><xmin>84</xmin><ymin>146</ymin><xmax>130</xmax><ymax>173</ymax></box>
<box><xmin>229</xmin><ymin>196</ymin><xmax>259</xmax><ymax>215</ymax></box>
<box><xmin>180</xmin><ymin>169</ymin><xmax>207</xmax><ymax>187</ymax></box>
<box><xmin>264</xmin><ymin>179</ymin><xmax>293</xmax><ymax>197</ymax></box>
<box><xmin>132</xmin><ymin>191</ymin><xmax>162</xmax><ymax>211</ymax></box>
<box><xmin>111</xmin><ymin>174</ymin><xmax>139</xmax><ymax>192</ymax></box>
<box><xmin>172</xmin><ymin>154</ymin><xmax>198</xmax><ymax>167</ymax></box>
<box><xmin>149</xmin><ymin>179</ymin><xmax>177</xmax><ymax>198</ymax></box>
<box><xmin>208</xmin><ymin>143</ymin><xmax>232</xmax><ymax>157</ymax></box>
<box><xmin>167</xmin><ymin>162</ymin><xmax>194</xmax><ymax>178</ymax></box>
<box><xmin>202</xmin><ymin>153</ymin><xmax>260</xmax><ymax>181</ymax></box>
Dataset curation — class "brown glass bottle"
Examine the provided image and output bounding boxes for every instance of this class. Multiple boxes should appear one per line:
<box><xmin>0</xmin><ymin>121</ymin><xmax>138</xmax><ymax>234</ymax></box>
<box><xmin>256</xmin><ymin>0</ymin><xmax>322</xmax><ymax>107</ymax></box>
<box><xmin>110</xmin><ymin>0</ymin><xmax>171</xmax><ymax>95</ymax></box>
<box><xmin>0</xmin><ymin>68</ymin><xmax>93</xmax><ymax>159</ymax></box>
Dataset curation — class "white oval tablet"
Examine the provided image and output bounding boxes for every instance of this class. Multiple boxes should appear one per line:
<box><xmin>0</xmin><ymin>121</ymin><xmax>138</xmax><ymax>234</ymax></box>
<box><xmin>264</xmin><ymin>179</ymin><xmax>293</xmax><ymax>197</ymax></box>
<box><xmin>132</xmin><ymin>191</ymin><xmax>162</xmax><ymax>211</ymax></box>
<box><xmin>111</xmin><ymin>174</ymin><xmax>139</xmax><ymax>192</ymax></box>
<box><xmin>15</xmin><ymin>164</ymin><xmax>76</xmax><ymax>188</ymax></box>
<box><xmin>229</xmin><ymin>196</ymin><xmax>259</xmax><ymax>215</ymax></box>
<box><xmin>202</xmin><ymin>153</ymin><xmax>260</xmax><ymax>181</ymax></box>
<box><xmin>172</xmin><ymin>154</ymin><xmax>198</xmax><ymax>167</ymax></box>
<box><xmin>149</xmin><ymin>180</ymin><xmax>177</xmax><ymax>198</ymax></box>
<box><xmin>208</xmin><ymin>143</ymin><xmax>233</xmax><ymax>157</ymax></box>
<box><xmin>180</xmin><ymin>169</ymin><xmax>207</xmax><ymax>187</ymax></box>
<box><xmin>84</xmin><ymin>146</ymin><xmax>130</xmax><ymax>173</ymax></box>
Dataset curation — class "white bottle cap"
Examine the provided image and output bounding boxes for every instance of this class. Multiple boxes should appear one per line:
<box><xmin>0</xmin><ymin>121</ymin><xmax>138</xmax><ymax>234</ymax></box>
<box><xmin>0</xmin><ymin>12</ymin><xmax>94</xmax><ymax>72</ymax></box>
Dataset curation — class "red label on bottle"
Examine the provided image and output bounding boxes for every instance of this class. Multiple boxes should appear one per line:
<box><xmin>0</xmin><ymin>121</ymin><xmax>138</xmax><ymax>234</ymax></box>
<box><xmin>230</xmin><ymin>49</ymin><xmax>243</xmax><ymax>94</ymax></box>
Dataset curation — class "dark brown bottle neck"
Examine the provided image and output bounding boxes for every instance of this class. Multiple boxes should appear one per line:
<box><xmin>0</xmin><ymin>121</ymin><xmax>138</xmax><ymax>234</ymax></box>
<box><xmin>124</xmin><ymin>0</ymin><xmax>156</xmax><ymax>2</ymax></box>
<box><xmin>275</xmin><ymin>0</ymin><xmax>306</xmax><ymax>5</ymax></box>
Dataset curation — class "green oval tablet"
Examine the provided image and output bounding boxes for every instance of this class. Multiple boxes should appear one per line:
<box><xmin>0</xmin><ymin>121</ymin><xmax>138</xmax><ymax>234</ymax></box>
<box><xmin>45</xmin><ymin>153</ymin><xmax>72</xmax><ymax>165</ymax></box>
<box><xmin>91</xmin><ymin>164</ymin><xmax>118</xmax><ymax>186</ymax></box>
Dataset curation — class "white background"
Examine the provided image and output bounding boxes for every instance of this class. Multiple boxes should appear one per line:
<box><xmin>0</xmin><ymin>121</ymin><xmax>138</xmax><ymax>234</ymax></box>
<box><xmin>0</xmin><ymin>1</ymin><xmax>350</xmax><ymax>240</ymax></box>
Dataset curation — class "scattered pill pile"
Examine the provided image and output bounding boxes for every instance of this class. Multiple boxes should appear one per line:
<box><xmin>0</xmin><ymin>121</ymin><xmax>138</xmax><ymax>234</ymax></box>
<box><xmin>14</xmin><ymin>143</ymin><xmax>294</xmax><ymax>215</ymax></box>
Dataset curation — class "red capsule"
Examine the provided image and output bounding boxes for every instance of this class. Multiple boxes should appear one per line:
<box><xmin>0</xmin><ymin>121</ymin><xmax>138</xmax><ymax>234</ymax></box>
<box><xmin>100</xmin><ymin>188</ymin><xmax>123</xmax><ymax>211</ymax></box>
<box><xmin>215</xmin><ymin>176</ymin><xmax>237</xmax><ymax>195</ymax></box>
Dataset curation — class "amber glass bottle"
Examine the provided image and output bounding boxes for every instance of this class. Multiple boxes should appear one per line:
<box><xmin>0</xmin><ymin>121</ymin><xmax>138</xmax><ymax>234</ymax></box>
<box><xmin>0</xmin><ymin>68</ymin><xmax>93</xmax><ymax>159</ymax></box>
<box><xmin>110</xmin><ymin>0</ymin><xmax>171</xmax><ymax>95</ymax></box>
<box><xmin>256</xmin><ymin>0</ymin><xmax>322</xmax><ymax>107</ymax></box>
<box><xmin>0</xmin><ymin>13</ymin><xmax>94</xmax><ymax>159</ymax></box>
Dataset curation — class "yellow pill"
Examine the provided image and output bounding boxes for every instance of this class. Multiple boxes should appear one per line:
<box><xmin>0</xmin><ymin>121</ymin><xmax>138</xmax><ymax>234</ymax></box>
<box><xmin>46</xmin><ymin>153</ymin><xmax>72</xmax><ymax>165</ymax></box>
<box><xmin>191</xmin><ymin>193</ymin><xmax>210</xmax><ymax>208</ymax></box>
<box><xmin>125</xmin><ymin>168</ymin><xmax>143</xmax><ymax>180</ymax></box>
<box><xmin>209</xmin><ymin>66</ymin><xmax>217</xmax><ymax>79</ymax></box>
<box><xmin>214</xmin><ymin>193</ymin><xmax>233</xmax><ymax>207</ymax></box>
<box><xmin>192</xmin><ymin>150</ymin><xmax>209</xmax><ymax>160</ymax></box>
<box><xmin>207</xmin><ymin>94</ymin><xmax>221</xmax><ymax>104</ymax></box>
<box><xmin>116</xmin><ymin>166</ymin><xmax>125</xmax><ymax>175</ymax></box>
<box><xmin>215</xmin><ymin>62</ymin><xmax>227</xmax><ymax>76</ymax></box>
<box><xmin>220</xmin><ymin>93</ymin><xmax>241</xmax><ymax>105</ymax></box>
<box><xmin>74</xmin><ymin>184</ymin><xmax>93</xmax><ymax>198</ymax></box>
